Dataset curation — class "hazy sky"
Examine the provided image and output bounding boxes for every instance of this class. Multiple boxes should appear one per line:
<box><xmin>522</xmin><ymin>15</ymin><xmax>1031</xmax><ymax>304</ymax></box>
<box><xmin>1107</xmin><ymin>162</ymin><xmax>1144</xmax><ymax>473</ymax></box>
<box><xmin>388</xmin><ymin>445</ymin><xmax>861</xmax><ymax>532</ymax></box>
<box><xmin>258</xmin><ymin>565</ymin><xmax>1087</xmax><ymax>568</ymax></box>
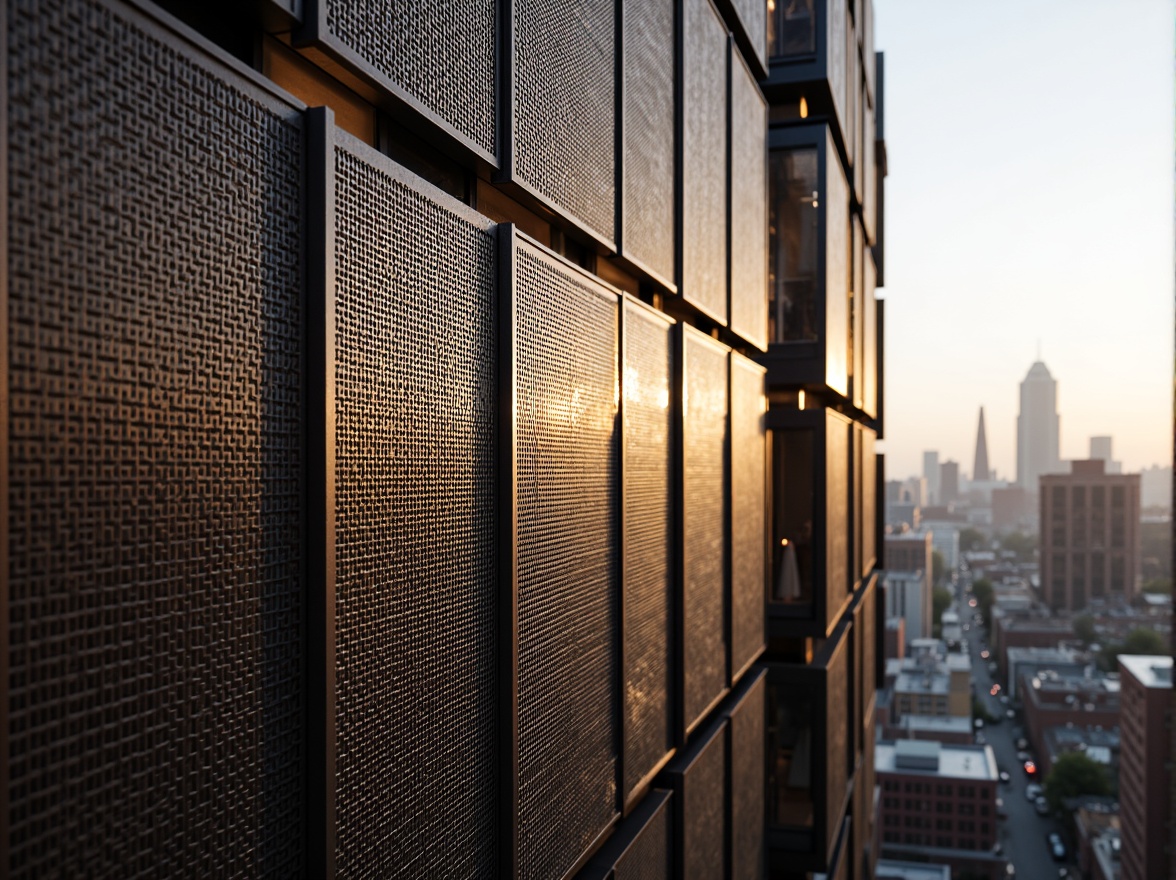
<box><xmin>873</xmin><ymin>1</ymin><xmax>1174</xmax><ymax>480</ymax></box>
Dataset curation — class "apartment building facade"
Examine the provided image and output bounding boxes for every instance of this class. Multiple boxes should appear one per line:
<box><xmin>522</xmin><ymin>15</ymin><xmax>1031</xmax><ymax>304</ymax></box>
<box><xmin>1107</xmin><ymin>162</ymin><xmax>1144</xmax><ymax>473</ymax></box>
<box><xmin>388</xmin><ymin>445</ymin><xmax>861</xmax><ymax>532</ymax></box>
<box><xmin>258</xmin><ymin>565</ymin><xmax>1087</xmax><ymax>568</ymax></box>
<box><xmin>3</xmin><ymin>0</ymin><xmax>885</xmax><ymax>877</ymax></box>
<box><xmin>1118</xmin><ymin>655</ymin><xmax>1172</xmax><ymax>880</ymax></box>
<box><xmin>1040</xmin><ymin>460</ymin><xmax>1142</xmax><ymax>611</ymax></box>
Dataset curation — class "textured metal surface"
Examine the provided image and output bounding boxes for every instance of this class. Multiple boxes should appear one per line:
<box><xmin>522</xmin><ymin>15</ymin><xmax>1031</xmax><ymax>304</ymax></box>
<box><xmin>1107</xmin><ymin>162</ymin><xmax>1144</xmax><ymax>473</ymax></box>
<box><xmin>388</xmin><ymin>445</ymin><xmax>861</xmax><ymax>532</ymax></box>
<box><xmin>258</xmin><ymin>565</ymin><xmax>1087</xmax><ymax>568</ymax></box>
<box><xmin>729</xmin><ymin>0</ymin><xmax>767</xmax><ymax>68</ymax></box>
<box><xmin>728</xmin><ymin>52</ymin><xmax>768</xmax><ymax>350</ymax></box>
<box><xmin>859</xmin><ymin>581</ymin><xmax>876</xmax><ymax>728</ymax></box>
<box><xmin>824</xmin><ymin>638</ymin><xmax>849</xmax><ymax>847</ymax></box>
<box><xmin>332</xmin><ymin>141</ymin><xmax>498</xmax><ymax>878</ymax></box>
<box><xmin>681</xmin><ymin>0</ymin><xmax>728</xmax><ymax>321</ymax></box>
<box><xmin>622</xmin><ymin>0</ymin><xmax>676</xmax><ymax>283</ymax></box>
<box><xmin>513</xmin><ymin>0</ymin><xmax>616</xmax><ymax>242</ymax></box>
<box><xmin>825</xmin><ymin>413</ymin><xmax>849</xmax><ymax>606</ymax></box>
<box><xmin>614</xmin><ymin>793</ymin><xmax>672</xmax><ymax>880</ymax></box>
<box><xmin>682</xmin><ymin>721</ymin><xmax>726</xmax><ymax>880</ymax></box>
<box><xmin>7</xmin><ymin>0</ymin><xmax>305</xmax><ymax>875</ymax></box>
<box><xmin>681</xmin><ymin>329</ymin><xmax>729</xmax><ymax>730</ymax></box>
<box><xmin>729</xmin><ymin>354</ymin><xmax>766</xmax><ymax>678</ymax></box>
<box><xmin>622</xmin><ymin>300</ymin><xmax>675</xmax><ymax>802</ymax></box>
<box><xmin>861</xmin><ymin>428</ymin><xmax>875</xmax><ymax>573</ymax></box>
<box><xmin>515</xmin><ymin>237</ymin><xmax>620</xmax><ymax>879</ymax></box>
<box><xmin>730</xmin><ymin>673</ymin><xmax>766</xmax><ymax>880</ymax></box>
<box><xmin>324</xmin><ymin>0</ymin><xmax>495</xmax><ymax>156</ymax></box>
<box><xmin>824</xmin><ymin>132</ymin><xmax>850</xmax><ymax>397</ymax></box>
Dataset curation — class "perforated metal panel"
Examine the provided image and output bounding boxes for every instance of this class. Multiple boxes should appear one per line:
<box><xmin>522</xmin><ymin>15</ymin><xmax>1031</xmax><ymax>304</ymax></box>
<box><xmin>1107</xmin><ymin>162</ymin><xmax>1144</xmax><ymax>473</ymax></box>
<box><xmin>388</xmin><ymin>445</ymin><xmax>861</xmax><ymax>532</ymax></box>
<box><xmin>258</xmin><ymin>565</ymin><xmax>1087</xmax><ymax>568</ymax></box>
<box><xmin>681</xmin><ymin>328</ymin><xmax>729</xmax><ymax>731</ymax></box>
<box><xmin>680</xmin><ymin>720</ymin><xmax>727</xmax><ymax>880</ymax></box>
<box><xmin>728</xmin><ymin>53</ymin><xmax>768</xmax><ymax>350</ymax></box>
<box><xmin>728</xmin><ymin>0</ymin><xmax>767</xmax><ymax>68</ymax></box>
<box><xmin>623</xmin><ymin>299</ymin><xmax>675</xmax><ymax>802</ymax></box>
<box><xmin>614</xmin><ymin>793</ymin><xmax>673</xmax><ymax>880</ymax></box>
<box><xmin>825</xmin><ymin>412</ymin><xmax>849</xmax><ymax>608</ymax></box>
<box><xmin>332</xmin><ymin>139</ymin><xmax>498</xmax><ymax>878</ymax></box>
<box><xmin>622</xmin><ymin>0</ymin><xmax>676</xmax><ymax>284</ymax></box>
<box><xmin>7</xmin><ymin>1</ymin><xmax>305</xmax><ymax>876</ymax></box>
<box><xmin>512</xmin><ymin>0</ymin><xmax>616</xmax><ymax>243</ymax></box>
<box><xmin>681</xmin><ymin>0</ymin><xmax>728</xmax><ymax>322</ymax></box>
<box><xmin>824</xmin><ymin>636</ymin><xmax>849</xmax><ymax>847</ymax></box>
<box><xmin>861</xmin><ymin>428</ymin><xmax>876</xmax><ymax>574</ymax></box>
<box><xmin>729</xmin><ymin>672</ymin><xmax>766</xmax><ymax>880</ymax></box>
<box><xmin>730</xmin><ymin>354</ymin><xmax>766</xmax><ymax>679</ymax></box>
<box><xmin>515</xmin><ymin>235</ymin><xmax>620</xmax><ymax>879</ymax></box>
<box><xmin>321</xmin><ymin>0</ymin><xmax>495</xmax><ymax>158</ymax></box>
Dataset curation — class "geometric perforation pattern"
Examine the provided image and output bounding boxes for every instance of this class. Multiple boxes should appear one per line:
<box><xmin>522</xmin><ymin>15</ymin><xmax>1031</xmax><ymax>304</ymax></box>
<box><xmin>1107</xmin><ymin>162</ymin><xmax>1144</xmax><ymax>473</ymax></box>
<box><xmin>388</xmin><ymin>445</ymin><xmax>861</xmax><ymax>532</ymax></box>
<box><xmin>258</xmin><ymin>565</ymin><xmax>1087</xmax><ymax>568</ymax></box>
<box><xmin>513</xmin><ymin>0</ymin><xmax>616</xmax><ymax>241</ymax></box>
<box><xmin>7</xmin><ymin>1</ymin><xmax>305</xmax><ymax>876</ymax></box>
<box><xmin>729</xmin><ymin>355</ymin><xmax>766</xmax><ymax>678</ymax></box>
<box><xmin>325</xmin><ymin>0</ymin><xmax>495</xmax><ymax>155</ymax></box>
<box><xmin>682</xmin><ymin>331</ymin><xmax>729</xmax><ymax>729</ymax></box>
<box><xmin>332</xmin><ymin>144</ymin><xmax>498</xmax><ymax>878</ymax></box>
<box><xmin>683</xmin><ymin>723</ymin><xmax>726</xmax><ymax>880</ymax></box>
<box><xmin>622</xmin><ymin>0</ymin><xmax>676</xmax><ymax>281</ymax></box>
<box><xmin>728</xmin><ymin>58</ymin><xmax>767</xmax><ymax>350</ymax></box>
<box><xmin>681</xmin><ymin>0</ymin><xmax>728</xmax><ymax>321</ymax></box>
<box><xmin>614</xmin><ymin>795</ymin><xmax>672</xmax><ymax>880</ymax></box>
<box><xmin>516</xmin><ymin>238</ymin><xmax>619</xmax><ymax>879</ymax></box>
<box><xmin>730</xmin><ymin>676</ymin><xmax>766</xmax><ymax>880</ymax></box>
<box><xmin>622</xmin><ymin>301</ymin><xmax>675</xmax><ymax>801</ymax></box>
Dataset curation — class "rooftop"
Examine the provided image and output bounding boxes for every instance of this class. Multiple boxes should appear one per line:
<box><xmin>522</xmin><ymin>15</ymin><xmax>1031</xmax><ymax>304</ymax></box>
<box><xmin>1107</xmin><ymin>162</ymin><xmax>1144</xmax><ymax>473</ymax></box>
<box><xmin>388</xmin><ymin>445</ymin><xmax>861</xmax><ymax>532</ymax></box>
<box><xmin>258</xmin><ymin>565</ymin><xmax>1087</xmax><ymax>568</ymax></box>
<box><xmin>1118</xmin><ymin>654</ymin><xmax>1173</xmax><ymax>688</ymax></box>
<box><xmin>875</xmin><ymin>859</ymin><xmax>952</xmax><ymax>880</ymax></box>
<box><xmin>875</xmin><ymin>740</ymin><xmax>998</xmax><ymax>782</ymax></box>
<box><xmin>900</xmin><ymin>715</ymin><xmax>973</xmax><ymax>735</ymax></box>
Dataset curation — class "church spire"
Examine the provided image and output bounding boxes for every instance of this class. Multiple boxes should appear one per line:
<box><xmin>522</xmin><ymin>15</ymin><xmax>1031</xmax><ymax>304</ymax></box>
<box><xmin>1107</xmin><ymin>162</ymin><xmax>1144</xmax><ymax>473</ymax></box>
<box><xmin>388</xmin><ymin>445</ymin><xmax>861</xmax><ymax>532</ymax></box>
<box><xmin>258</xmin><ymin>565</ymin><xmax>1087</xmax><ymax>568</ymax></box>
<box><xmin>973</xmin><ymin>407</ymin><xmax>990</xmax><ymax>482</ymax></box>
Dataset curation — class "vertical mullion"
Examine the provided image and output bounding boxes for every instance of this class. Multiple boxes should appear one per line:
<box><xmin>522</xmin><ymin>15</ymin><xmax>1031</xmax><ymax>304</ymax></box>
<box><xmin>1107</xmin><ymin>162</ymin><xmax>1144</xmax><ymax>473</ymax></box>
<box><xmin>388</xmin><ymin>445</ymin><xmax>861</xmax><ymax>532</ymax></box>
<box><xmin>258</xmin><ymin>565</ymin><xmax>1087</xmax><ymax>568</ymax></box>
<box><xmin>304</xmin><ymin>104</ymin><xmax>337</xmax><ymax>879</ymax></box>
<box><xmin>497</xmin><ymin>224</ymin><xmax>520</xmax><ymax>878</ymax></box>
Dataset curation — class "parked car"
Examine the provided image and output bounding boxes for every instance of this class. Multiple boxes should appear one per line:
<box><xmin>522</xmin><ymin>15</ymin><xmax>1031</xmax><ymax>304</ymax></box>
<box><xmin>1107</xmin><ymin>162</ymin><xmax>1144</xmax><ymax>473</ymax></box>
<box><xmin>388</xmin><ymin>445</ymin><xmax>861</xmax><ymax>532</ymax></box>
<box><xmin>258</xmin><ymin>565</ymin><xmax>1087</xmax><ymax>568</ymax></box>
<box><xmin>996</xmin><ymin>797</ymin><xmax>1008</xmax><ymax>818</ymax></box>
<box><xmin>1016</xmin><ymin>737</ymin><xmax>1029</xmax><ymax>750</ymax></box>
<box><xmin>999</xmin><ymin>770</ymin><xmax>1011</xmax><ymax>785</ymax></box>
<box><xmin>1047</xmin><ymin>831</ymin><xmax>1067</xmax><ymax>861</ymax></box>
<box><xmin>1035</xmin><ymin>795</ymin><xmax>1050</xmax><ymax>815</ymax></box>
<box><xmin>1016</xmin><ymin>750</ymin><xmax>1031</xmax><ymax>763</ymax></box>
<box><xmin>1025</xmin><ymin>783</ymin><xmax>1043</xmax><ymax>802</ymax></box>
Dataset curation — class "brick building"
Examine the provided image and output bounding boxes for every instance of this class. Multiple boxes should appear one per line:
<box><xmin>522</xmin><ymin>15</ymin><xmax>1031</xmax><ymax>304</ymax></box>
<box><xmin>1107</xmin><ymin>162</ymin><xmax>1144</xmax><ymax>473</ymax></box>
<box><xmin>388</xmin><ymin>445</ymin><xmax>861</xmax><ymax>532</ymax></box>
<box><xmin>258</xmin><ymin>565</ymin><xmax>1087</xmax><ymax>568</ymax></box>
<box><xmin>1118</xmin><ymin>655</ymin><xmax>1172</xmax><ymax>880</ymax></box>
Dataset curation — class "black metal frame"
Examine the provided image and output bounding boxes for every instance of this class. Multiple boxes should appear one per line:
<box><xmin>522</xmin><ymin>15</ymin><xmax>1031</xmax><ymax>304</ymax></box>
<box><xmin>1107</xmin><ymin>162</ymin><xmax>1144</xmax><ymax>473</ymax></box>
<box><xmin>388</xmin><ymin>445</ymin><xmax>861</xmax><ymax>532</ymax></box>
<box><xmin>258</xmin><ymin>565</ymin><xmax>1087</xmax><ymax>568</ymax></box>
<box><xmin>723</xmin><ymin>667</ymin><xmax>768</xmax><ymax>880</ymax></box>
<box><xmin>765</xmin><ymin>406</ymin><xmax>853</xmax><ymax>639</ymax></box>
<box><xmin>764</xmin><ymin>617</ymin><xmax>853</xmax><ymax>874</ymax></box>
<box><xmin>304</xmin><ymin>104</ymin><xmax>337</xmax><ymax>880</ymax></box>
<box><xmin>620</xmin><ymin>295</ymin><xmax>678</xmax><ymax>815</ymax></box>
<box><xmin>0</xmin><ymin>0</ymin><xmax>8</xmax><ymax>867</ymax></box>
<box><xmin>676</xmin><ymin>323</ymin><xmax>732</xmax><ymax>742</ymax></box>
<box><xmin>496</xmin><ymin>223</ymin><xmax>521</xmax><ymax>879</ymax></box>
<box><xmin>579</xmin><ymin>788</ymin><xmax>674</xmax><ymax>879</ymax></box>
<box><xmin>761</xmin><ymin>123</ymin><xmax>841</xmax><ymax>396</ymax></box>
<box><xmin>664</xmin><ymin>714</ymin><xmax>728</xmax><ymax>879</ymax></box>
<box><xmin>712</xmin><ymin>0</ymin><xmax>768</xmax><ymax>80</ymax></box>
<box><xmin>292</xmin><ymin>0</ymin><xmax>500</xmax><ymax>170</ymax></box>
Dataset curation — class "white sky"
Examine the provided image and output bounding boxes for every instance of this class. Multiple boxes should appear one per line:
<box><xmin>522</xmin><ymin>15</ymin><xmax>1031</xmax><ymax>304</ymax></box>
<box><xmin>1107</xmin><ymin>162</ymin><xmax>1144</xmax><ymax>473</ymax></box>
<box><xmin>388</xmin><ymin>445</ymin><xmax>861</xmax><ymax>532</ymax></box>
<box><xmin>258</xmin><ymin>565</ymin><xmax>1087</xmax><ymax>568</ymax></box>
<box><xmin>873</xmin><ymin>1</ymin><xmax>1174</xmax><ymax>480</ymax></box>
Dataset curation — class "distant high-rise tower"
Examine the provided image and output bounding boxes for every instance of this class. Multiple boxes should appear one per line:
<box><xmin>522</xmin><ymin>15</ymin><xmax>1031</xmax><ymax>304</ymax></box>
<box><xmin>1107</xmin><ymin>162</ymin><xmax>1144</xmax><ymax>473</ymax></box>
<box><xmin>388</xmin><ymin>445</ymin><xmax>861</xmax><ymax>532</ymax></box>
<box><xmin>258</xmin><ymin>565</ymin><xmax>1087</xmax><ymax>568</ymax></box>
<box><xmin>1090</xmin><ymin>436</ymin><xmax>1122</xmax><ymax>474</ymax></box>
<box><xmin>973</xmin><ymin>407</ymin><xmax>990</xmax><ymax>482</ymax></box>
<box><xmin>1017</xmin><ymin>361</ymin><xmax>1060</xmax><ymax>492</ymax></box>
<box><xmin>923</xmin><ymin>451</ymin><xmax>940</xmax><ymax>505</ymax></box>
<box><xmin>940</xmin><ymin>460</ymin><xmax>960</xmax><ymax>504</ymax></box>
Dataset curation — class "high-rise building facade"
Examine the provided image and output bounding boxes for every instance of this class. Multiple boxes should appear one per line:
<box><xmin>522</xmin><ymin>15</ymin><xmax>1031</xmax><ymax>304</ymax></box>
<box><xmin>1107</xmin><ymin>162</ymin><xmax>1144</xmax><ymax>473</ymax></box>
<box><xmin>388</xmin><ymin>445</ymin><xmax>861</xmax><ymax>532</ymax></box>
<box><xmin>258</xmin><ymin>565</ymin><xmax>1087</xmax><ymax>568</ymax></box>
<box><xmin>923</xmin><ymin>450</ymin><xmax>940</xmax><ymax>505</ymax></box>
<box><xmin>1040</xmin><ymin>460</ymin><xmax>1142</xmax><ymax>611</ymax></box>
<box><xmin>939</xmin><ymin>460</ymin><xmax>960</xmax><ymax>505</ymax></box>
<box><xmin>1017</xmin><ymin>360</ymin><xmax>1061</xmax><ymax>493</ymax></box>
<box><xmin>1117</xmin><ymin>655</ymin><xmax>1172</xmax><ymax>880</ymax></box>
<box><xmin>3</xmin><ymin>0</ymin><xmax>885</xmax><ymax>878</ymax></box>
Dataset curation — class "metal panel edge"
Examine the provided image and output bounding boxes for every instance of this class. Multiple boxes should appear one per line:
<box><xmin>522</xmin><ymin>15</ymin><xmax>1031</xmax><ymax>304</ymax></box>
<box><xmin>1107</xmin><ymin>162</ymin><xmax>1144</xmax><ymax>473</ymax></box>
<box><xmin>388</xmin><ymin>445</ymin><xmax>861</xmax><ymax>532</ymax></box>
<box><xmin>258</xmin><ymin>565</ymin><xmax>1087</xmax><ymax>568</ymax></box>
<box><xmin>293</xmin><ymin>1</ymin><xmax>499</xmax><ymax>169</ymax></box>
<box><xmin>730</xmin><ymin>352</ymin><xmax>767</xmax><ymax>683</ymax></box>
<box><xmin>305</xmin><ymin>104</ymin><xmax>337</xmax><ymax>880</ymax></box>
<box><xmin>497</xmin><ymin>223</ymin><xmax>521</xmax><ymax>879</ymax></box>
<box><xmin>0</xmin><ymin>0</ymin><xmax>8</xmax><ymax>867</ymax></box>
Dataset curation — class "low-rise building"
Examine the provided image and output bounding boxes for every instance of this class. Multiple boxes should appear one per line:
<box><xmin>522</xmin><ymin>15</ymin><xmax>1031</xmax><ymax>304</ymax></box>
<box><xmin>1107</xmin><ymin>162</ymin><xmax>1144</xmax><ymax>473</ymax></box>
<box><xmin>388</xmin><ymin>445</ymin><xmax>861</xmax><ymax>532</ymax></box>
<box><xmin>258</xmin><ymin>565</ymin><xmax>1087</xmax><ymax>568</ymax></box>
<box><xmin>1021</xmin><ymin>668</ymin><xmax>1120</xmax><ymax>766</ymax></box>
<box><xmin>876</xmin><ymin>739</ymin><xmax>1003</xmax><ymax>879</ymax></box>
<box><xmin>886</xmin><ymin>641</ymin><xmax>971</xmax><ymax>723</ymax></box>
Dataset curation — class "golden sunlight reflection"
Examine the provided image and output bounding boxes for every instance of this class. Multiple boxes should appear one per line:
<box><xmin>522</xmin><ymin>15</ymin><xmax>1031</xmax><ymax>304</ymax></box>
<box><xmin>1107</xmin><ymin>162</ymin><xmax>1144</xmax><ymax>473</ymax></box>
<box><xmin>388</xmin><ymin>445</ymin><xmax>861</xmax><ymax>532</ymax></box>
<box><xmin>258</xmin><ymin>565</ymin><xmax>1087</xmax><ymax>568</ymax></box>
<box><xmin>624</xmin><ymin>365</ymin><xmax>671</xmax><ymax>411</ymax></box>
<box><xmin>799</xmin><ymin>96</ymin><xmax>808</xmax><ymax>118</ymax></box>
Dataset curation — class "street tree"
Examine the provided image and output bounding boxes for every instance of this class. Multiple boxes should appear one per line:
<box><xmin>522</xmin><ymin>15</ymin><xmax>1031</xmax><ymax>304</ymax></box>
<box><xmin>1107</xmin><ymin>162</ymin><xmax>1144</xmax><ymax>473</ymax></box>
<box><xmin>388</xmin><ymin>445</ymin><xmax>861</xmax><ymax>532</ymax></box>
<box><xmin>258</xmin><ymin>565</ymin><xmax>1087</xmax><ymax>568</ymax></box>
<box><xmin>1044</xmin><ymin>751</ymin><xmax>1111</xmax><ymax>813</ymax></box>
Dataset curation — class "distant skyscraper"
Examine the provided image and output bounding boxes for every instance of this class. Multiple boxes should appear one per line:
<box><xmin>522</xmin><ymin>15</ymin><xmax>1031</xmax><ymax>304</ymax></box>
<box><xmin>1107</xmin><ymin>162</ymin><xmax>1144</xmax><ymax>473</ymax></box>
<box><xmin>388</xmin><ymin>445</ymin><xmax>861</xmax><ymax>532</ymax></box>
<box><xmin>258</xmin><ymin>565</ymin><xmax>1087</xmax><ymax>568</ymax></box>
<box><xmin>923</xmin><ymin>451</ymin><xmax>940</xmax><ymax>505</ymax></box>
<box><xmin>973</xmin><ymin>407</ymin><xmax>990</xmax><ymax>482</ymax></box>
<box><xmin>1089</xmin><ymin>436</ymin><xmax>1122</xmax><ymax>474</ymax></box>
<box><xmin>940</xmin><ymin>460</ymin><xmax>960</xmax><ymax>504</ymax></box>
<box><xmin>1017</xmin><ymin>361</ymin><xmax>1061</xmax><ymax>492</ymax></box>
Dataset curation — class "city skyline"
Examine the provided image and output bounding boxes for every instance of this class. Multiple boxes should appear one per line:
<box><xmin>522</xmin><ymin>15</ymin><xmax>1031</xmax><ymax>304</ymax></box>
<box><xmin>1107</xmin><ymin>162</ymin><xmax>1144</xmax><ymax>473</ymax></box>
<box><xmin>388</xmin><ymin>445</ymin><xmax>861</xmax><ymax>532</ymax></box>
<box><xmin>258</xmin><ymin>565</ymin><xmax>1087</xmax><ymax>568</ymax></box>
<box><xmin>874</xmin><ymin>0</ymin><xmax>1174</xmax><ymax>479</ymax></box>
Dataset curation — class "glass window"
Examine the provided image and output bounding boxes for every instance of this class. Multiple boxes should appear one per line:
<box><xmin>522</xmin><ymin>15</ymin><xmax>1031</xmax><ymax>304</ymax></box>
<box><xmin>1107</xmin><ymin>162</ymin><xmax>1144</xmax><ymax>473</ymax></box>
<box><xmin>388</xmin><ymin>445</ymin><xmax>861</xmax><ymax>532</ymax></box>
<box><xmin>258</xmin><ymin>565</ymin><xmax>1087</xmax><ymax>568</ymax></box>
<box><xmin>768</xmin><ymin>0</ymin><xmax>817</xmax><ymax>58</ymax></box>
<box><xmin>768</xmin><ymin>685</ymin><xmax>814</xmax><ymax>827</ymax></box>
<box><xmin>769</xmin><ymin>148</ymin><xmax>819</xmax><ymax>343</ymax></box>
<box><xmin>772</xmin><ymin>429</ymin><xmax>815</xmax><ymax>605</ymax></box>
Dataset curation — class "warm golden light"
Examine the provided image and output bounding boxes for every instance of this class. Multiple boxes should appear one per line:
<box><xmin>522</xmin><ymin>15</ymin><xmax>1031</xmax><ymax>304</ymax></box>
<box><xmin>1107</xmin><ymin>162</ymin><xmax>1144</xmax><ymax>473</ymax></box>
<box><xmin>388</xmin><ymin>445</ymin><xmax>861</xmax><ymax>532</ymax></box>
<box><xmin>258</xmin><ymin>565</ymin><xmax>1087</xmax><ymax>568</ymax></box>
<box><xmin>799</xmin><ymin>96</ymin><xmax>808</xmax><ymax>118</ymax></box>
<box><xmin>780</xmin><ymin>538</ymin><xmax>790</xmax><ymax>547</ymax></box>
<box><xmin>798</xmin><ymin>389</ymin><xmax>805</xmax><ymax>410</ymax></box>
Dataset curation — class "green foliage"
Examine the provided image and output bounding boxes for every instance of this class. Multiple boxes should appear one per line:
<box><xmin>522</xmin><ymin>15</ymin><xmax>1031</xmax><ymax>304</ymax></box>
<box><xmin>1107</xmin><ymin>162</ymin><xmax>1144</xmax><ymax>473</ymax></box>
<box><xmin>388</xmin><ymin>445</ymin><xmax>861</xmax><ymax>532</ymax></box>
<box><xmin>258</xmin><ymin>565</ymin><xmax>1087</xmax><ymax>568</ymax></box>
<box><xmin>971</xmin><ymin>696</ymin><xmax>996</xmax><ymax>724</ymax></box>
<box><xmin>959</xmin><ymin>527</ymin><xmax>986</xmax><ymax>552</ymax></box>
<box><xmin>1142</xmin><ymin>577</ymin><xmax>1172</xmax><ymax>595</ymax></box>
<box><xmin>932</xmin><ymin>550</ymin><xmax>946</xmax><ymax>586</ymax></box>
<box><xmin>1044</xmin><ymin>751</ymin><xmax>1111</xmax><ymax>812</ymax></box>
<box><xmin>1072</xmin><ymin>614</ymin><xmax>1096</xmax><ymax>646</ymax></box>
<box><xmin>1122</xmin><ymin>627</ymin><xmax>1167</xmax><ymax>656</ymax></box>
<box><xmin>932</xmin><ymin>586</ymin><xmax>953</xmax><ymax>626</ymax></box>
<box><xmin>971</xmin><ymin>577</ymin><xmax>995</xmax><ymax>628</ymax></box>
<box><xmin>999</xmin><ymin>531</ymin><xmax>1038</xmax><ymax>561</ymax></box>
